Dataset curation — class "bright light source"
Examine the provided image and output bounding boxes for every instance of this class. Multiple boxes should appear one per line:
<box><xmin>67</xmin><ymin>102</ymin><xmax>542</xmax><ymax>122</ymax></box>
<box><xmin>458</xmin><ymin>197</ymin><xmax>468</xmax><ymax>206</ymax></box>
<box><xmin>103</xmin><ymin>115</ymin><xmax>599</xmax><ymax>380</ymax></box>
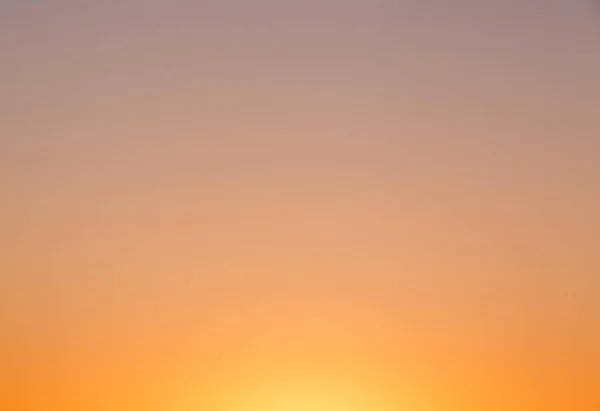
<box><xmin>236</xmin><ymin>373</ymin><xmax>380</xmax><ymax>411</ymax></box>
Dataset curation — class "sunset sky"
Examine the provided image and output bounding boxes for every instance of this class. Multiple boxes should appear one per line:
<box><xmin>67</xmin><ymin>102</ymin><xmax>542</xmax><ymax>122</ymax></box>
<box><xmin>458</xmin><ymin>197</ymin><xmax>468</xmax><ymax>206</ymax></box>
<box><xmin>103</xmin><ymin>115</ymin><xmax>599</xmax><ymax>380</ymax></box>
<box><xmin>1</xmin><ymin>1</ymin><xmax>599</xmax><ymax>410</ymax></box>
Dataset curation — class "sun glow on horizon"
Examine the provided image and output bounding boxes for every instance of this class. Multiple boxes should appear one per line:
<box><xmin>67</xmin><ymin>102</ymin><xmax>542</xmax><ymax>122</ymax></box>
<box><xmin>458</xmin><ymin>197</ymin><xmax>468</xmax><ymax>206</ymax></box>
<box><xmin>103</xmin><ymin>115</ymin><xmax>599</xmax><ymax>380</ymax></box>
<box><xmin>225</xmin><ymin>377</ymin><xmax>387</xmax><ymax>411</ymax></box>
<box><xmin>173</xmin><ymin>362</ymin><xmax>429</xmax><ymax>411</ymax></box>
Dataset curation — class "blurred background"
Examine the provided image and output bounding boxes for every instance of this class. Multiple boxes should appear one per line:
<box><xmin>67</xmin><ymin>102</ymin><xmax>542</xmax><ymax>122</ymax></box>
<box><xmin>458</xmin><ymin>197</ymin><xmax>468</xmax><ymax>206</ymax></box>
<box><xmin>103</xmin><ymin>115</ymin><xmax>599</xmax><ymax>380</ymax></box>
<box><xmin>1</xmin><ymin>1</ymin><xmax>598</xmax><ymax>410</ymax></box>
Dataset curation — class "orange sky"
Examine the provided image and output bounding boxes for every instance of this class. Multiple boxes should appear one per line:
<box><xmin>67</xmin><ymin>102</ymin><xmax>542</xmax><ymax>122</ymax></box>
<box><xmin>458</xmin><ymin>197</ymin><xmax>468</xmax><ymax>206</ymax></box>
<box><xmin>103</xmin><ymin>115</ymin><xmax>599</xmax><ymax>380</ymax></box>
<box><xmin>1</xmin><ymin>1</ymin><xmax>599</xmax><ymax>410</ymax></box>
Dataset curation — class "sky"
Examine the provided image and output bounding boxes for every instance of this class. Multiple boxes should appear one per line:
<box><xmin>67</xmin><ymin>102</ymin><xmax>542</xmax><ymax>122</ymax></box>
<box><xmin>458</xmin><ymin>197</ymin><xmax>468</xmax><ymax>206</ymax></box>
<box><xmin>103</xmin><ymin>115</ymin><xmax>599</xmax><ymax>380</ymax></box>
<box><xmin>1</xmin><ymin>1</ymin><xmax>599</xmax><ymax>410</ymax></box>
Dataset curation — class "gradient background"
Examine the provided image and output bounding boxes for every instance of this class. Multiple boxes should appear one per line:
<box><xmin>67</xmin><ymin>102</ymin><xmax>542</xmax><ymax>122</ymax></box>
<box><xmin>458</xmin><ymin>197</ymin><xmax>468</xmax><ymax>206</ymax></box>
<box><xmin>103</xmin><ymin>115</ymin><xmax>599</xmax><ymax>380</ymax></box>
<box><xmin>1</xmin><ymin>1</ymin><xmax>599</xmax><ymax>410</ymax></box>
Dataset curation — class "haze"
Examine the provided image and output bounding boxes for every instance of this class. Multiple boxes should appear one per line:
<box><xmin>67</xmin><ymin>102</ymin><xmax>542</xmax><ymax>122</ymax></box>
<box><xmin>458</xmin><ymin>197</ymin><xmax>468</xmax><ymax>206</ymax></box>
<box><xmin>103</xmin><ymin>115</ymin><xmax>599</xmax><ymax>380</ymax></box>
<box><xmin>1</xmin><ymin>1</ymin><xmax>598</xmax><ymax>410</ymax></box>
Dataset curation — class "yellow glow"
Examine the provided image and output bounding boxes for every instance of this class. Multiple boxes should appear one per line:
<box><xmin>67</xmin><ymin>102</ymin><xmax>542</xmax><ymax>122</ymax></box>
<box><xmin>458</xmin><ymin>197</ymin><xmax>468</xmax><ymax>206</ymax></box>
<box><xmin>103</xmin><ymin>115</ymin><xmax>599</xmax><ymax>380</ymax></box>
<box><xmin>238</xmin><ymin>382</ymin><xmax>373</xmax><ymax>411</ymax></box>
<box><xmin>181</xmin><ymin>363</ymin><xmax>414</xmax><ymax>411</ymax></box>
